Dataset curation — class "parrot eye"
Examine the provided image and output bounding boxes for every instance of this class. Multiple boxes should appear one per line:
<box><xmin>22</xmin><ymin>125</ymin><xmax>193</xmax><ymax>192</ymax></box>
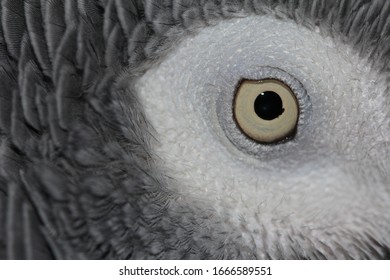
<box><xmin>234</xmin><ymin>79</ymin><xmax>299</xmax><ymax>144</ymax></box>
<box><xmin>233</xmin><ymin>80</ymin><xmax>299</xmax><ymax>143</ymax></box>
<box><xmin>216</xmin><ymin>66</ymin><xmax>310</xmax><ymax>155</ymax></box>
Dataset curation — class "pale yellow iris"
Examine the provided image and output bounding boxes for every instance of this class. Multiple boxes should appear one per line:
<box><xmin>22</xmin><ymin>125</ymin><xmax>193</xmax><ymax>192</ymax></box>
<box><xmin>234</xmin><ymin>79</ymin><xmax>299</xmax><ymax>143</ymax></box>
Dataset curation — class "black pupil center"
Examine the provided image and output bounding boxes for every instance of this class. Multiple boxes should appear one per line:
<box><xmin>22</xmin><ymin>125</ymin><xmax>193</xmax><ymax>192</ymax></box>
<box><xmin>254</xmin><ymin>91</ymin><xmax>285</xmax><ymax>121</ymax></box>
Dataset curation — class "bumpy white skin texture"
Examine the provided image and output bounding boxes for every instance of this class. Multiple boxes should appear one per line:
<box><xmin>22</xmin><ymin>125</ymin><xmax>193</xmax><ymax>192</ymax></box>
<box><xmin>136</xmin><ymin>16</ymin><xmax>390</xmax><ymax>258</ymax></box>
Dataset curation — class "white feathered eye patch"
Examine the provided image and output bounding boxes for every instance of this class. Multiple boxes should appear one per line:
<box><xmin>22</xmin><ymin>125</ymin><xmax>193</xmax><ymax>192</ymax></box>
<box><xmin>134</xmin><ymin>9</ymin><xmax>390</xmax><ymax>260</ymax></box>
<box><xmin>234</xmin><ymin>79</ymin><xmax>299</xmax><ymax>144</ymax></box>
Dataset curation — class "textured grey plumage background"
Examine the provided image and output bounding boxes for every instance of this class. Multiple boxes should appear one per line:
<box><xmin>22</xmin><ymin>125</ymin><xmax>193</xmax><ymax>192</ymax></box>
<box><xmin>0</xmin><ymin>0</ymin><xmax>389</xmax><ymax>259</ymax></box>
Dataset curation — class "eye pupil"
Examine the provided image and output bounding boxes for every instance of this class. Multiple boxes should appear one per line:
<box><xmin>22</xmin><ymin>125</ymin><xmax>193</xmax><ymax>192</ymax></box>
<box><xmin>254</xmin><ymin>91</ymin><xmax>285</xmax><ymax>121</ymax></box>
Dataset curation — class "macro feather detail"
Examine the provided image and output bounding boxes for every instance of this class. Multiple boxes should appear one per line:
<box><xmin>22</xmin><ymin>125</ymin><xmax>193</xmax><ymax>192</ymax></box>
<box><xmin>0</xmin><ymin>0</ymin><xmax>389</xmax><ymax>259</ymax></box>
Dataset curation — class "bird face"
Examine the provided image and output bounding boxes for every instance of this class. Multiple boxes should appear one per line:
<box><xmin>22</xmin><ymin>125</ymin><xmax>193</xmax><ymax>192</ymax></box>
<box><xmin>133</xmin><ymin>5</ymin><xmax>390</xmax><ymax>259</ymax></box>
<box><xmin>0</xmin><ymin>0</ymin><xmax>389</xmax><ymax>260</ymax></box>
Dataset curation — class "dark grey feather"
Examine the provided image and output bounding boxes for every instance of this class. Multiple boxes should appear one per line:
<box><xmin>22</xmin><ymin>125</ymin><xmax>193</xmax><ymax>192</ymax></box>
<box><xmin>0</xmin><ymin>64</ymin><xmax>16</xmax><ymax>133</ymax></box>
<box><xmin>11</xmin><ymin>89</ymin><xmax>31</xmax><ymax>151</ymax></box>
<box><xmin>103</xmin><ymin>0</ymin><xmax>117</xmax><ymax>42</ymax></box>
<box><xmin>19</xmin><ymin>34</ymin><xmax>41</xmax><ymax>131</ymax></box>
<box><xmin>105</xmin><ymin>25</ymin><xmax>125</xmax><ymax>69</ymax></box>
<box><xmin>1</xmin><ymin>0</ymin><xmax>26</xmax><ymax>60</ymax></box>
<box><xmin>20</xmin><ymin>62</ymin><xmax>41</xmax><ymax>131</ymax></box>
<box><xmin>46</xmin><ymin>93</ymin><xmax>66</xmax><ymax>148</ymax></box>
<box><xmin>64</xmin><ymin>0</ymin><xmax>78</xmax><ymax>27</ymax></box>
<box><xmin>52</xmin><ymin>27</ymin><xmax>77</xmax><ymax>84</ymax></box>
<box><xmin>6</xmin><ymin>182</ymin><xmax>25</xmax><ymax>259</ymax></box>
<box><xmin>25</xmin><ymin>0</ymin><xmax>51</xmax><ymax>75</ymax></box>
<box><xmin>23</xmin><ymin>201</ymin><xmax>53</xmax><ymax>259</ymax></box>
<box><xmin>115</xmin><ymin>0</ymin><xmax>140</xmax><ymax>48</ymax></box>
<box><xmin>0</xmin><ymin>178</ymin><xmax>6</xmax><ymax>259</ymax></box>
<box><xmin>34</xmin><ymin>85</ymin><xmax>48</xmax><ymax>129</ymax></box>
<box><xmin>55</xmin><ymin>65</ymin><xmax>80</xmax><ymax>130</ymax></box>
<box><xmin>44</xmin><ymin>0</ymin><xmax>66</xmax><ymax>63</ymax></box>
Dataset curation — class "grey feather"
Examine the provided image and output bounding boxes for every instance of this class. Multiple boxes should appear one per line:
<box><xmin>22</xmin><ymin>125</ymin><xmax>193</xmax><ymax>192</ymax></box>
<box><xmin>103</xmin><ymin>0</ymin><xmax>116</xmax><ymax>41</ymax></box>
<box><xmin>127</xmin><ymin>22</ymin><xmax>149</xmax><ymax>66</ymax></box>
<box><xmin>115</xmin><ymin>0</ymin><xmax>140</xmax><ymax>45</ymax></box>
<box><xmin>1</xmin><ymin>0</ymin><xmax>26</xmax><ymax>60</ymax></box>
<box><xmin>20</xmin><ymin>62</ymin><xmax>41</xmax><ymax>130</ymax></box>
<box><xmin>0</xmin><ymin>64</ymin><xmax>15</xmax><ymax>133</ymax></box>
<box><xmin>64</xmin><ymin>0</ymin><xmax>78</xmax><ymax>27</ymax></box>
<box><xmin>46</xmin><ymin>93</ymin><xmax>66</xmax><ymax>148</ymax></box>
<box><xmin>44</xmin><ymin>0</ymin><xmax>66</xmax><ymax>63</ymax></box>
<box><xmin>105</xmin><ymin>25</ymin><xmax>126</xmax><ymax>69</ymax></box>
<box><xmin>0</xmin><ymin>178</ymin><xmax>6</xmax><ymax>259</ymax></box>
<box><xmin>55</xmin><ymin>65</ymin><xmax>80</xmax><ymax>130</ymax></box>
<box><xmin>34</xmin><ymin>85</ymin><xmax>48</xmax><ymax>129</ymax></box>
<box><xmin>19</xmin><ymin>34</ymin><xmax>41</xmax><ymax>131</ymax></box>
<box><xmin>25</xmin><ymin>0</ymin><xmax>51</xmax><ymax>75</ymax></box>
<box><xmin>6</xmin><ymin>182</ymin><xmax>25</xmax><ymax>259</ymax></box>
<box><xmin>0</xmin><ymin>0</ymin><xmax>389</xmax><ymax>260</ymax></box>
<box><xmin>52</xmin><ymin>27</ymin><xmax>77</xmax><ymax>84</ymax></box>
<box><xmin>23</xmin><ymin>202</ymin><xmax>52</xmax><ymax>259</ymax></box>
<box><xmin>11</xmin><ymin>89</ymin><xmax>31</xmax><ymax>151</ymax></box>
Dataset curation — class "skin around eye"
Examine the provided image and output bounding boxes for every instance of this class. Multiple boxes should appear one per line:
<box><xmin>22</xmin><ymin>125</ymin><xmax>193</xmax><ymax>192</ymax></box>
<box><xmin>234</xmin><ymin>79</ymin><xmax>299</xmax><ymax>143</ymax></box>
<box><xmin>135</xmin><ymin>15</ymin><xmax>390</xmax><ymax>259</ymax></box>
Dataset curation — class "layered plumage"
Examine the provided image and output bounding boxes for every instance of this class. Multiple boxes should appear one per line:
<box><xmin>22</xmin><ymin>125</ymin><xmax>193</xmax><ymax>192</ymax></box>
<box><xmin>0</xmin><ymin>0</ymin><xmax>389</xmax><ymax>259</ymax></box>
